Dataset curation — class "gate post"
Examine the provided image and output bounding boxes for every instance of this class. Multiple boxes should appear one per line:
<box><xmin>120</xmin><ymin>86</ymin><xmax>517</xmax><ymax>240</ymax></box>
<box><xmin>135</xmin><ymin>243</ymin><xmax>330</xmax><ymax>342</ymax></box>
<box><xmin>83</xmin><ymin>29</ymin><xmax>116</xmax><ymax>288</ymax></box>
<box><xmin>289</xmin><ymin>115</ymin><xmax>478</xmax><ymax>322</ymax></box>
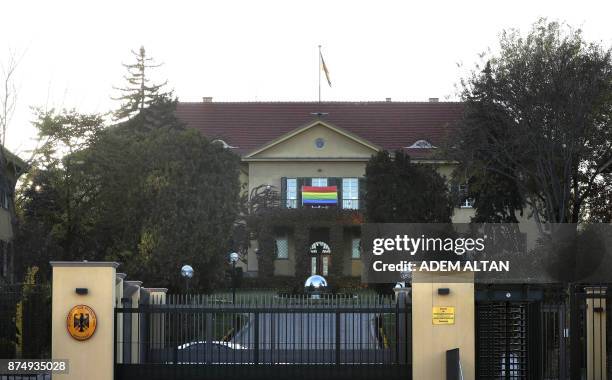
<box><xmin>585</xmin><ymin>286</ymin><xmax>607</xmax><ymax>380</ymax></box>
<box><xmin>144</xmin><ymin>288</ymin><xmax>167</xmax><ymax>357</ymax></box>
<box><xmin>50</xmin><ymin>261</ymin><xmax>119</xmax><ymax>380</ymax></box>
<box><xmin>394</xmin><ymin>287</ymin><xmax>410</xmax><ymax>364</ymax></box>
<box><xmin>412</xmin><ymin>270</ymin><xmax>475</xmax><ymax>380</ymax></box>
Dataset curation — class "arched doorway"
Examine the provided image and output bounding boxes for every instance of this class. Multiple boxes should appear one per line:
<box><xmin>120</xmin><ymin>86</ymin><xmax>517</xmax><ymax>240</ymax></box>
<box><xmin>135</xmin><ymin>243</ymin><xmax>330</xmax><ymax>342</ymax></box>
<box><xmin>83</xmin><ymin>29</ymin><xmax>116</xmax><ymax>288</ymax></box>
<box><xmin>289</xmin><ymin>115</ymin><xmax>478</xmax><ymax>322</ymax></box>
<box><xmin>310</xmin><ymin>241</ymin><xmax>331</xmax><ymax>276</ymax></box>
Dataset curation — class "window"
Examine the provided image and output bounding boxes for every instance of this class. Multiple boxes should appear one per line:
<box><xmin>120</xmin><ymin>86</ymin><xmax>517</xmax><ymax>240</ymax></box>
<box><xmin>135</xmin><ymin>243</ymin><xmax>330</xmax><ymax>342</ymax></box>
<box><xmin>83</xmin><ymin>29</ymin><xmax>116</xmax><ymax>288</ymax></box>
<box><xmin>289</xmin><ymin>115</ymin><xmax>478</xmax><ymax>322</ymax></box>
<box><xmin>311</xmin><ymin>257</ymin><xmax>317</xmax><ymax>275</ymax></box>
<box><xmin>286</xmin><ymin>178</ymin><xmax>297</xmax><ymax>208</ymax></box>
<box><xmin>275</xmin><ymin>236</ymin><xmax>289</xmax><ymax>259</ymax></box>
<box><xmin>406</xmin><ymin>139</ymin><xmax>437</xmax><ymax>149</ymax></box>
<box><xmin>342</xmin><ymin>178</ymin><xmax>359</xmax><ymax>209</ymax></box>
<box><xmin>458</xmin><ymin>184</ymin><xmax>474</xmax><ymax>208</ymax></box>
<box><xmin>351</xmin><ymin>238</ymin><xmax>361</xmax><ymax>259</ymax></box>
<box><xmin>322</xmin><ymin>256</ymin><xmax>329</xmax><ymax>276</ymax></box>
<box><xmin>311</xmin><ymin>178</ymin><xmax>328</xmax><ymax>187</ymax></box>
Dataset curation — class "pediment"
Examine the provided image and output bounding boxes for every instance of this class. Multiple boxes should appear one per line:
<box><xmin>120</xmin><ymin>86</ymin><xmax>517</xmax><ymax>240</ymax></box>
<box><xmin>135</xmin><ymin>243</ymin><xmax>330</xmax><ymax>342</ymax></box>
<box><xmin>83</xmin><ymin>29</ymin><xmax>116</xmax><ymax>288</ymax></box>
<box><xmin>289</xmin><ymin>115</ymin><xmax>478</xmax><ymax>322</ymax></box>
<box><xmin>244</xmin><ymin>121</ymin><xmax>380</xmax><ymax>160</ymax></box>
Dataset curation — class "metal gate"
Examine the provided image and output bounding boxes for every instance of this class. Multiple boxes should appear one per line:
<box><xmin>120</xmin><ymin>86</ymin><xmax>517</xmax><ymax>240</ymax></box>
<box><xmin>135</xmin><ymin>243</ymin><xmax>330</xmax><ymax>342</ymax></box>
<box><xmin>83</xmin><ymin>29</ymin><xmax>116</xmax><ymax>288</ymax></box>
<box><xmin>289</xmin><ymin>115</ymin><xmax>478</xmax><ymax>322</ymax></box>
<box><xmin>475</xmin><ymin>287</ymin><xmax>544</xmax><ymax>380</ymax></box>
<box><xmin>114</xmin><ymin>293</ymin><xmax>411</xmax><ymax>380</ymax></box>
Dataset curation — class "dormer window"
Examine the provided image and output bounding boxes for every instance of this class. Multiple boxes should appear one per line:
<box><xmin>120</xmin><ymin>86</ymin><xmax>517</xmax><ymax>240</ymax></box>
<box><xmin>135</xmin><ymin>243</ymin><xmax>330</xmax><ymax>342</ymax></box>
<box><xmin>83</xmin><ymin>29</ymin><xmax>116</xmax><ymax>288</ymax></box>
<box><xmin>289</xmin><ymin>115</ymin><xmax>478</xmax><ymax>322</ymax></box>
<box><xmin>406</xmin><ymin>139</ymin><xmax>436</xmax><ymax>149</ymax></box>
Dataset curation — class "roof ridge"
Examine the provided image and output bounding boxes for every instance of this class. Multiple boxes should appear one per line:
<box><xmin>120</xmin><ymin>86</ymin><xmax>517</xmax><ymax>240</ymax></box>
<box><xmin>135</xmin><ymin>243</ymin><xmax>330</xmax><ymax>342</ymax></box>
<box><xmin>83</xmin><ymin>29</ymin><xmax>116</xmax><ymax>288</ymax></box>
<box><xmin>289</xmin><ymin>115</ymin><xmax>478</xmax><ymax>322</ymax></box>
<box><xmin>178</xmin><ymin>100</ymin><xmax>463</xmax><ymax>105</ymax></box>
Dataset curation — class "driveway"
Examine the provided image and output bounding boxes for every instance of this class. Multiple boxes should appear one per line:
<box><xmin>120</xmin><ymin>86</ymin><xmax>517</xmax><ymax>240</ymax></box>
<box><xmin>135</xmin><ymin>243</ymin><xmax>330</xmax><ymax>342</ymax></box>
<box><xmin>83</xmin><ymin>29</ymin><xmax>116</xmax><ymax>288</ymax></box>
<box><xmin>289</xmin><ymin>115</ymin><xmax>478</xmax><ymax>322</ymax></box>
<box><xmin>232</xmin><ymin>310</ymin><xmax>378</xmax><ymax>350</ymax></box>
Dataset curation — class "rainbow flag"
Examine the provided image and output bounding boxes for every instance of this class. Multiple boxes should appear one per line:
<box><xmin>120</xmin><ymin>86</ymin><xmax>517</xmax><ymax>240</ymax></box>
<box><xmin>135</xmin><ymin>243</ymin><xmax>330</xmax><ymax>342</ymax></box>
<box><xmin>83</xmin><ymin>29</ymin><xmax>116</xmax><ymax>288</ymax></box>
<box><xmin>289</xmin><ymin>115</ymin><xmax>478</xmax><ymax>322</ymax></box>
<box><xmin>302</xmin><ymin>186</ymin><xmax>338</xmax><ymax>205</ymax></box>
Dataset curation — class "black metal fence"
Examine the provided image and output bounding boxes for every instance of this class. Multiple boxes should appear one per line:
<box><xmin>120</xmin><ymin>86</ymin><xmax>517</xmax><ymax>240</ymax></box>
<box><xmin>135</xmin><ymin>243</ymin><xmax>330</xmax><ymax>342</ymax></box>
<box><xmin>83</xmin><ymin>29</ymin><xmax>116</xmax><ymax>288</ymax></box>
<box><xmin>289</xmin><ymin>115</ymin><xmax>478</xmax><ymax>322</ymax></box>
<box><xmin>115</xmin><ymin>293</ymin><xmax>411</xmax><ymax>380</ymax></box>
<box><xmin>0</xmin><ymin>284</ymin><xmax>51</xmax><ymax>379</ymax></box>
<box><xmin>0</xmin><ymin>284</ymin><xmax>51</xmax><ymax>360</ymax></box>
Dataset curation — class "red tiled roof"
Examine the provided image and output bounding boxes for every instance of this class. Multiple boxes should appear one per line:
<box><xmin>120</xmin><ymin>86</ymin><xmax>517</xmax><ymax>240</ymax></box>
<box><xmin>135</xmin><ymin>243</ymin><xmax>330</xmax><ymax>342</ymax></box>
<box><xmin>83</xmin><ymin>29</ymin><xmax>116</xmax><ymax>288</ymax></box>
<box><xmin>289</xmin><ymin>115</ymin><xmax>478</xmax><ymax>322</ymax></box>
<box><xmin>175</xmin><ymin>101</ymin><xmax>464</xmax><ymax>158</ymax></box>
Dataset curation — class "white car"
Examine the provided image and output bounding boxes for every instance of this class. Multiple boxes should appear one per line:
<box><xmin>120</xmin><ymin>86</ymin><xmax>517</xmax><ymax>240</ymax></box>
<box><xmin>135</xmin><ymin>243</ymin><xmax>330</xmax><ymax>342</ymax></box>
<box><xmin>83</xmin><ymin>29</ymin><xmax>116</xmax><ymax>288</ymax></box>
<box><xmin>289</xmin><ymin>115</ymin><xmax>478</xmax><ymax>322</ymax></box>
<box><xmin>177</xmin><ymin>341</ymin><xmax>247</xmax><ymax>350</ymax></box>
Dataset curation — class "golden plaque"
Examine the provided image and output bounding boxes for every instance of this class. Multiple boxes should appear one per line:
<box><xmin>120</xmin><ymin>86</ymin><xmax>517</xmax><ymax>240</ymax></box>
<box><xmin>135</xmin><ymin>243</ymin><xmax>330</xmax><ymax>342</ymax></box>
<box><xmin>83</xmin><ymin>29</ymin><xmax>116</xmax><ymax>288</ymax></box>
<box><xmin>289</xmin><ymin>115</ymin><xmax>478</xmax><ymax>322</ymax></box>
<box><xmin>432</xmin><ymin>306</ymin><xmax>455</xmax><ymax>325</ymax></box>
<box><xmin>66</xmin><ymin>304</ymin><xmax>97</xmax><ymax>341</ymax></box>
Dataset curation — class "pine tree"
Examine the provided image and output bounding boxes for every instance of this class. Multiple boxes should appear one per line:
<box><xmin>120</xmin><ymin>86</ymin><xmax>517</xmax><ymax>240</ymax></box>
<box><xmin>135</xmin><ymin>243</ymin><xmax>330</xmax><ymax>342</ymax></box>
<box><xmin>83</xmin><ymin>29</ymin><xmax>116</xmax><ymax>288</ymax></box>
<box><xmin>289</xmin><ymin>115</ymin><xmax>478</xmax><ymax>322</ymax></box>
<box><xmin>113</xmin><ymin>46</ymin><xmax>171</xmax><ymax>120</ymax></box>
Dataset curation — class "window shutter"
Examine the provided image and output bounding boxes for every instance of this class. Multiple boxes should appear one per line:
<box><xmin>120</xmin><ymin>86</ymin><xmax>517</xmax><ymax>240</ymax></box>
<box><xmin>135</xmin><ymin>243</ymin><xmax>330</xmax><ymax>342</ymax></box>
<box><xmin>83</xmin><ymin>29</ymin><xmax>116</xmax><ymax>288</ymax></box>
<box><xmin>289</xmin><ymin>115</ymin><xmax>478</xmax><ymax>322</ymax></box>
<box><xmin>280</xmin><ymin>177</ymin><xmax>287</xmax><ymax>208</ymax></box>
<box><xmin>358</xmin><ymin>178</ymin><xmax>366</xmax><ymax>210</ymax></box>
<box><xmin>331</xmin><ymin>178</ymin><xmax>342</xmax><ymax>206</ymax></box>
<box><xmin>297</xmin><ymin>178</ymin><xmax>304</xmax><ymax>206</ymax></box>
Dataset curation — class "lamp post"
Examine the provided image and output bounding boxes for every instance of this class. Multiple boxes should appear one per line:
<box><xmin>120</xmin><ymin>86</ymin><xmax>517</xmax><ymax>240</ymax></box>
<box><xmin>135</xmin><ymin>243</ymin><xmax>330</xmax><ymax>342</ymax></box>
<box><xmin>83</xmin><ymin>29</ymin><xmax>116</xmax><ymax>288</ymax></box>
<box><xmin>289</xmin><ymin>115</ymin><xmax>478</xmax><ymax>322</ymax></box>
<box><xmin>181</xmin><ymin>264</ymin><xmax>194</xmax><ymax>293</ymax></box>
<box><xmin>228</xmin><ymin>252</ymin><xmax>239</xmax><ymax>304</ymax></box>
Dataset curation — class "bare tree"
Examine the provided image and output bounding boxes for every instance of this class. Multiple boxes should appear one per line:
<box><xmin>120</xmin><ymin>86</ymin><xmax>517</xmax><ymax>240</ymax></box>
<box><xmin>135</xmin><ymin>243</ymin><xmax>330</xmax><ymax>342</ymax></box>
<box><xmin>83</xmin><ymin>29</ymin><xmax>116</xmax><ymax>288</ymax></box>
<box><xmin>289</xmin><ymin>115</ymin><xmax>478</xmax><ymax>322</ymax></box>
<box><xmin>1</xmin><ymin>50</ymin><xmax>20</xmax><ymax>147</ymax></box>
<box><xmin>0</xmin><ymin>50</ymin><xmax>21</xmax><ymax>283</ymax></box>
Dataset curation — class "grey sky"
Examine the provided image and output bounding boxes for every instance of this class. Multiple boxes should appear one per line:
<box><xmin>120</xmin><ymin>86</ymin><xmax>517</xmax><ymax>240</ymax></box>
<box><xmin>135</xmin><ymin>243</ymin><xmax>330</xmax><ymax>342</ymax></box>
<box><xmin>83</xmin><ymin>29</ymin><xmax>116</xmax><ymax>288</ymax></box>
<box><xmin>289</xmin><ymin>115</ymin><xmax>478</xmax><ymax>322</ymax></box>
<box><xmin>2</xmin><ymin>0</ymin><xmax>611</xmax><ymax>156</ymax></box>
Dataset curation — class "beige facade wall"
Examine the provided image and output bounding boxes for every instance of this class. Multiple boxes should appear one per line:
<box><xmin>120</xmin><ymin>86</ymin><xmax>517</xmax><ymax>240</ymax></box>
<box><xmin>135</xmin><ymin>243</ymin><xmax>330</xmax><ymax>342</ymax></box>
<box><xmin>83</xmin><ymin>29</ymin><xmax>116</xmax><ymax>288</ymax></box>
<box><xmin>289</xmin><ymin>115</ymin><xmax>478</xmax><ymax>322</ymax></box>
<box><xmin>412</xmin><ymin>270</ymin><xmax>475</xmax><ymax>380</ymax></box>
<box><xmin>51</xmin><ymin>262</ymin><xmax>118</xmax><ymax>380</ymax></box>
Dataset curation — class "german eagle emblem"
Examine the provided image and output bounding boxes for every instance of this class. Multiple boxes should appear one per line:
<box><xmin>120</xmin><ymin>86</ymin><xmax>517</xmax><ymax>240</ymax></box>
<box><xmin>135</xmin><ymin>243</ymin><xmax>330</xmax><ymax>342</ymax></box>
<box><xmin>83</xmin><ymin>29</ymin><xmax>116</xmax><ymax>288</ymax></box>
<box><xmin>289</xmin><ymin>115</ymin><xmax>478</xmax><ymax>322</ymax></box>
<box><xmin>74</xmin><ymin>312</ymin><xmax>90</xmax><ymax>332</ymax></box>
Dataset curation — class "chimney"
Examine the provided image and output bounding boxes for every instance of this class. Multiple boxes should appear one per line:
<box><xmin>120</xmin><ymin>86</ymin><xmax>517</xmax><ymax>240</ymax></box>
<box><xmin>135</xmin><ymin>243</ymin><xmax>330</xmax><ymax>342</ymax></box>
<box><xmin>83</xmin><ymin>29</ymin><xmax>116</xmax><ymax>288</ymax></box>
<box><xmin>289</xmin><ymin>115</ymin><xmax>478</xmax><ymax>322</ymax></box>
<box><xmin>428</xmin><ymin>97</ymin><xmax>439</xmax><ymax>103</ymax></box>
<box><xmin>385</xmin><ymin>97</ymin><xmax>392</xmax><ymax>102</ymax></box>
<box><xmin>202</xmin><ymin>97</ymin><xmax>213</xmax><ymax>103</ymax></box>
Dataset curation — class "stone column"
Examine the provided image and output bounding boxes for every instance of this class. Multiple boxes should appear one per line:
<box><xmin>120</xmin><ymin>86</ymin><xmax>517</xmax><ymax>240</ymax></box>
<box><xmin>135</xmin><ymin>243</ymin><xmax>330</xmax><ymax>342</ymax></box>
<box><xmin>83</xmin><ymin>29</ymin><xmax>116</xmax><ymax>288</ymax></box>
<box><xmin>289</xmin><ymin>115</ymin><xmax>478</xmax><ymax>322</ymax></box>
<box><xmin>123</xmin><ymin>280</ymin><xmax>142</xmax><ymax>364</ymax></box>
<box><xmin>412</xmin><ymin>270</ymin><xmax>475</xmax><ymax>380</ymax></box>
<box><xmin>51</xmin><ymin>261</ymin><xmax>119</xmax><ymax>380</ymax></box>
<box><xmin>142</xmin><ymin>288</ymin><xmax>167</xmax><ymax>357</ymax></box>
<box><xmin>115</xmin><ymin>273</ymin><xmax>126</xmax><ymax>365</ymax></box>
<box><xmin>394</xmin><ymin>287</ymin><xmax>411</xmax><ymax>365</ymax></box>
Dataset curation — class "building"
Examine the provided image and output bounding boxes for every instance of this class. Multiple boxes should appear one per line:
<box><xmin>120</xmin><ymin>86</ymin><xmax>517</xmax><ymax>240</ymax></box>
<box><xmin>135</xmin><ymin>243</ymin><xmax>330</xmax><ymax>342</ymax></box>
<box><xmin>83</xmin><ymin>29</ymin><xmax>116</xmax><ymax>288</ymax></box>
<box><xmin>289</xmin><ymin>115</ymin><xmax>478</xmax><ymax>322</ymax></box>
<box><xmin>0</xmin><ymin>147</ymin><xmax>27</xmax><ymax>284</ymax></box>
<box><xmin>176</xmin><ymin>99</ymin><xmax>476</xmax><ymax>280</ymax></box>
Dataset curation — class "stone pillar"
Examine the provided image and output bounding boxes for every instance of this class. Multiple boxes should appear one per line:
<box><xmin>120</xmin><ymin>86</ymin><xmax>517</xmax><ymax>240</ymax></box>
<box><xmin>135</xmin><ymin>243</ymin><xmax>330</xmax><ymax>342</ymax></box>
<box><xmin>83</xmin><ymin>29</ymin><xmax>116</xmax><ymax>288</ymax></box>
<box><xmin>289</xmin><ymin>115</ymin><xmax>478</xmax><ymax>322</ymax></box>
<box><xmin>51</xmin><ymin>261</ymin><xmax>119</xmax><ymax>380</ymax></box>
<box><xmin>115</xmin><ymin>273</ymin><xmax>126</xmax><ymax>365</ymax></box>
<box><xmin>123</xmin><ymin>280</ymin><xmax>142</xmax><ymax>364</ymax></box>
<box><xmin>586</xmin><ymin>286</ymin><xmax>607</xmax><ymax>380</ymax></box>
<box><xmin>394</xmin><ymin>287</ymin><xmax>411</xmax><ymax>365</ymax></box>
<box><xmin>143</xmin><ymin>288</ymin><xmax>168</xmax><ymax>355</ymax></box>
<box><xmin>412</xmin><ymin>270</ymin><xmax>475</xmax><ymax>380</ymax></box>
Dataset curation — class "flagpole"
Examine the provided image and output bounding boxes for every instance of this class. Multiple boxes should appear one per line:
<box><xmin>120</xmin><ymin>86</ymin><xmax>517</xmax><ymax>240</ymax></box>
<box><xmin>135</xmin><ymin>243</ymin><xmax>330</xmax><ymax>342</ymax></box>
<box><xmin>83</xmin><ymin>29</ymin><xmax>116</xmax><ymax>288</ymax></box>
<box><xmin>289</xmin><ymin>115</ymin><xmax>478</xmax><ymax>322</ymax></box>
<box><xmin>318</xmin><ymin>45</ymin><xmax>321</xmax><ymax>103</ymax></box>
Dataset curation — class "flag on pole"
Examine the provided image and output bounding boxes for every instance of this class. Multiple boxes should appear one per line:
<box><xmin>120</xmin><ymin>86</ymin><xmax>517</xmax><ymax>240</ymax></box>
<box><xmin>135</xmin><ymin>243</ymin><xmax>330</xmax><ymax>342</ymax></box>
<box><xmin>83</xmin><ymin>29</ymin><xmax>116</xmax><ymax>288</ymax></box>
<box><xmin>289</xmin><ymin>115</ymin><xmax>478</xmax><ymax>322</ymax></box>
<box><xmin>320</xmin><ymin>52</ymin><xmax>332</xmax><ymax>87</ymax></box>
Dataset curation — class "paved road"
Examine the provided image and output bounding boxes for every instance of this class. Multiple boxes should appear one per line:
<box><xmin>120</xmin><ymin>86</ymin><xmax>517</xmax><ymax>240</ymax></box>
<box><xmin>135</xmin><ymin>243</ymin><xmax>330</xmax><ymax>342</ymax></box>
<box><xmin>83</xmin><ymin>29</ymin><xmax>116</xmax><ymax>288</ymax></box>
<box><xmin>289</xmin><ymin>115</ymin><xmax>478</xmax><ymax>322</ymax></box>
<box><xmin>232</xmin><ymin>311</ymin><xmax>378</xmax><ymax>350</ymax></box>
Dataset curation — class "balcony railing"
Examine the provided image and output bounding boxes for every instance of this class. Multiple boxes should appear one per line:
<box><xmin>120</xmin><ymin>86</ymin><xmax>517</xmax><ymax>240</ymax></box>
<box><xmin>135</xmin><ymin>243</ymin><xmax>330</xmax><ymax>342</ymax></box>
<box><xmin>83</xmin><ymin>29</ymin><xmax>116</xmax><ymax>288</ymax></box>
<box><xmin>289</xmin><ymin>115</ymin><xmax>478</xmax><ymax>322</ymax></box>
<box><xmin>248</xmin><ymin>185</ymin><xmax>364</xmax><ymax>212</ymax></box>
<box><xmin>281</xmin><ymin>198</ymin><xmax>364</xmax><ymax>210</ymax></box>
